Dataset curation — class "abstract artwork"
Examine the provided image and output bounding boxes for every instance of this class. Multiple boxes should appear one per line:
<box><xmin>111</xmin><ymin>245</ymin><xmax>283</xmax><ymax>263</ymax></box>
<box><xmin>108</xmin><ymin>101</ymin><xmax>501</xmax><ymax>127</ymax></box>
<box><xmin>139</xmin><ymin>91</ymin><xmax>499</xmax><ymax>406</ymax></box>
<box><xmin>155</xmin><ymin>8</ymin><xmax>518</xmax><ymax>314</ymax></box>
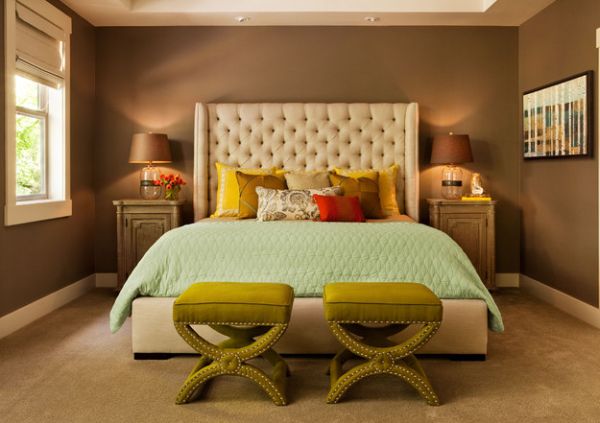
<box><xmin>523</xmin><ymin>71</ymin><xmax>593</xmax><ymax>159</ymax></box>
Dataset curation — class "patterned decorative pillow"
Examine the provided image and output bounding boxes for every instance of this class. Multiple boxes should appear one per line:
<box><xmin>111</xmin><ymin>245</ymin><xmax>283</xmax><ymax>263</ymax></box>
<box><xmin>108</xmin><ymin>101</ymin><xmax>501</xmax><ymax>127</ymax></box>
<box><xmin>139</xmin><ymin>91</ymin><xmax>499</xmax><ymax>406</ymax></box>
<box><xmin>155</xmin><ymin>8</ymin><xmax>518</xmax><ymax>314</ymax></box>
<box><xmin>256</xmin><ymin>186</ymin><xmax>342</xmax><ymax>221</ymax></box>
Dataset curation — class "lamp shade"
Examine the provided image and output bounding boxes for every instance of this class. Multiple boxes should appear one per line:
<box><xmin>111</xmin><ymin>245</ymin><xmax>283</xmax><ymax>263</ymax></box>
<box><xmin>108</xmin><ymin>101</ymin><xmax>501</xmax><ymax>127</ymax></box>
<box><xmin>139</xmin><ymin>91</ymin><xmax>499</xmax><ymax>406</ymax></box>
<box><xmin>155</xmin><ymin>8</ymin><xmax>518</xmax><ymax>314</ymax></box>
<box><xmin>128</xmin><ymin>133</ymin><xmax>172</xmax><ymax>164</ymax></box>
<box><xmin>430</xmin><ymin>134</ymin><xmax>473</xmax><ymax>165</ymax></box>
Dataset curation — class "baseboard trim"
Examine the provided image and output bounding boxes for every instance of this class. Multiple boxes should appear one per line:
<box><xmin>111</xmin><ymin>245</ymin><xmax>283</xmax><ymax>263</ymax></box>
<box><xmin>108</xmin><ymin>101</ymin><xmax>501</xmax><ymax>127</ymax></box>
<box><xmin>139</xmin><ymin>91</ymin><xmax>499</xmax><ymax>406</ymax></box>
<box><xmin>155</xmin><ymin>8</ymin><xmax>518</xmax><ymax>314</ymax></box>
<box><xmin>520</xmin><ymin>274</ymin><xmax>600</xmax><ymax>329</ymax></box>
<box><xmin>0</xmin><ymin>274</ymin><xmax>96</xmax><ymax>339</ymax></box>
<box><xmin>3</xmin><ymin>272</ymin><xmax>594</xmax><ymax>340</ymax></box>
<box><xmin>495</xmin><ymin>273</ymin><xmax>519</xmax><ymax>288</ymax></box>
<box><xmin>96</xmin><ymin>273</ymin><xmax>117</xmax><ymax>288</ymax></box>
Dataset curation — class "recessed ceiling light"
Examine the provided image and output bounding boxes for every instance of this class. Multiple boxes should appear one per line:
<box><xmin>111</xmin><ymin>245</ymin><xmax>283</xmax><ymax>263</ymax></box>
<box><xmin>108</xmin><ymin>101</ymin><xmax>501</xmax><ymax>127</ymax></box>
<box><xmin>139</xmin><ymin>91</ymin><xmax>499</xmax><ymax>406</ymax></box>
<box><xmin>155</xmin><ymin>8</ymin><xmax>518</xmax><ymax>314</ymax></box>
<box><xmin>364</xmin><ymin>16</ymin><xmax>380</xmax><ymax>23</ymax></box>
<box><xmin>235</xmin><ymin>16</ymin><xmax>250</xmax><ymax>23</ymax></box>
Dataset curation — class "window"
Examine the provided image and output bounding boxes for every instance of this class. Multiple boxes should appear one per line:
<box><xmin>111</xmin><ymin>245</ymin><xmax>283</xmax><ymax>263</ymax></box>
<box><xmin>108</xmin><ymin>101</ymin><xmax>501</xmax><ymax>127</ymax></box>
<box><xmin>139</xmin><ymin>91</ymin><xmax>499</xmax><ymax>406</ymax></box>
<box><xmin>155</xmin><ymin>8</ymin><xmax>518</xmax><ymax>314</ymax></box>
<box><xmin>4</xmin><ymin>0</ymin><xmax>71</xmax><ymax>225</ymax></box>
<box><xmin>16</xmin><ymin>75</ymin><xmax>49</xmax><ymax>200</ymax></box>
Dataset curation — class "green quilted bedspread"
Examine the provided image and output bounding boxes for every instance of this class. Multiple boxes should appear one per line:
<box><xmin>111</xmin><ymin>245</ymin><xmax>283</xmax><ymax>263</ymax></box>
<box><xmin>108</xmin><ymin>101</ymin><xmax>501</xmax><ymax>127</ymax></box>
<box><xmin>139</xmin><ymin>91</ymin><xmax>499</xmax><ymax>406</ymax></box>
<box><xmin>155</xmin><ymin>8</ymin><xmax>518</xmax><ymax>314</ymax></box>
<box><xmin>110</xmin><ymin>221</ymin><xmax>503</xmax><ymax>332</ymax></box>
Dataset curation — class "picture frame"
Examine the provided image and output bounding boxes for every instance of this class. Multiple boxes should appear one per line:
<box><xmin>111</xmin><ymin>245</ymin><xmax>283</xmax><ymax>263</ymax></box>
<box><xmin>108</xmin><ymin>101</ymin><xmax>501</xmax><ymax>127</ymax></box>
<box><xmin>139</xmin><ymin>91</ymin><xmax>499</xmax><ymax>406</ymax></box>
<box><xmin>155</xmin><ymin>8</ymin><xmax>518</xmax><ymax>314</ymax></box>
<box><xmin>522</xmin><ymin>71</ymin><xmax>593</xmax><ymax>160</ymax></box>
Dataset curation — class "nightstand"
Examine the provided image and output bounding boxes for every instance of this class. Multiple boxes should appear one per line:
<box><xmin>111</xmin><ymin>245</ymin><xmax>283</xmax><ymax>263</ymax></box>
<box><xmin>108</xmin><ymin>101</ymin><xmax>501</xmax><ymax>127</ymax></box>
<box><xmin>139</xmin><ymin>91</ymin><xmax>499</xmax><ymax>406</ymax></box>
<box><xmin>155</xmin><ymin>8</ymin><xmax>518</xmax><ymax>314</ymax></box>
<box><xmin>427</xmin><ymin>199</ymin><xmax>496</xmax><ymax>289</ymax></box>
<box><xmin>113</xmin><ymin>199</ymin><xmax>184</xmax><ymax>289</ymax></box>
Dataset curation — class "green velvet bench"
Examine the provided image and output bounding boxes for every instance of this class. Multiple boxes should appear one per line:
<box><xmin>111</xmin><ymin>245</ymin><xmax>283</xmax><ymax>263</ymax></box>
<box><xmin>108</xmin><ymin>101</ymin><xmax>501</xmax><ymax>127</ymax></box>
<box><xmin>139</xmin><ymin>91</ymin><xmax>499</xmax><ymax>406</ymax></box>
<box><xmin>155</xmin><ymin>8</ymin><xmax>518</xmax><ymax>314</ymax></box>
<box><xmin>172</xmin><ymin>282</ymin><xmax>294</xmax><ymax>406</ymax></box>
<box><xmin>323</xmin><ymin>282</ymin><xmax>443</xmax><ymax>406</ymax></box>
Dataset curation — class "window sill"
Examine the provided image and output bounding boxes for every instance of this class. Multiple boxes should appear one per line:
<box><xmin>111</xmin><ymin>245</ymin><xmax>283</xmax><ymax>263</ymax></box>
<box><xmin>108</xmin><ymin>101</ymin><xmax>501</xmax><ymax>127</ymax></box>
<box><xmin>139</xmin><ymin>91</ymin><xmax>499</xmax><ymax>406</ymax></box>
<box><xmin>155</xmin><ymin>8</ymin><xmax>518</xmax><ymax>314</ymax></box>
<box><xmin>4</xmin><ymin>199</ymin><xmax>72</xmax><ymax>226</ymax></box>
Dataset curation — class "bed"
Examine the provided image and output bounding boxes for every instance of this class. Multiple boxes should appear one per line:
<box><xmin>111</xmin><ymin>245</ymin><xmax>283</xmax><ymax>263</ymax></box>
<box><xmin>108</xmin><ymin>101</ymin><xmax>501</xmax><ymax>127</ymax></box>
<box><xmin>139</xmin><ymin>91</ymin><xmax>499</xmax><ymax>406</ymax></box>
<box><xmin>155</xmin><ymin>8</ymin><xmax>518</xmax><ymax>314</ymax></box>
<box><xmin>112</xmin><ymin>102</ymin><xmax>503</xmax><ymax>358</ymax></box>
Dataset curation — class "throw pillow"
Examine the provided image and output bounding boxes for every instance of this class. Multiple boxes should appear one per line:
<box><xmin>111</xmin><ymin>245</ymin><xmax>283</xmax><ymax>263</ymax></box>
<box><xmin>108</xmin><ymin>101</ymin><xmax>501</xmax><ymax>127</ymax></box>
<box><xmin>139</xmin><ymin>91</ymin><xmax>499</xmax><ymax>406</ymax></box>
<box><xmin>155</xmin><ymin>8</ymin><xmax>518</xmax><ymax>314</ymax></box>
<box><xmin>312</xmin><ymin>194</ymin><xmax>365</xmax><ymax>222</ymax></box>
<box><xmin>329</xmin><ymin>173</ymin><xmax>384</xmax><ymax>219</ymax></box>
<box><xmin>236</xmin><ymin>172</ymin><xmax>286</xmax><ymax>218</ymax></box>
<box><xmin>256</xmin><ymin>186</ymin><xmax>342</xmax><ymax>221</ymax></box>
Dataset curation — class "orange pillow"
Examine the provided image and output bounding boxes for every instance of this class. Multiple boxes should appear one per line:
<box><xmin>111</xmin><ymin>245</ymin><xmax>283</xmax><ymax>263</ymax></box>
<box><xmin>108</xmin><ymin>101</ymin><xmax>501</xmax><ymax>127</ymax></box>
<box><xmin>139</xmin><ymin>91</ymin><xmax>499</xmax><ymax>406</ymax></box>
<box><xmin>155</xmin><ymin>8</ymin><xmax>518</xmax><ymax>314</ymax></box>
<box><xmin>312</xmin><ymin>194</ymin><xmax>365</xmax><ymax>222</ymax></box>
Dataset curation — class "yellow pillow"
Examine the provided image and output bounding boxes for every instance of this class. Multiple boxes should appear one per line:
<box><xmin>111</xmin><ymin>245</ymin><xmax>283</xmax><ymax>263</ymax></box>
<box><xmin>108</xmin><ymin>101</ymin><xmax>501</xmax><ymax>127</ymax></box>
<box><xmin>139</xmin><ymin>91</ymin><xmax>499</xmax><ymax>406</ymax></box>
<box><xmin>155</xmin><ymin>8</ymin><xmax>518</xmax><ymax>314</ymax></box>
<box><xmin>211</xmin><ymin>162</ymin><xmax>275</xmax><ymax>218</ymax></box>
<box><xmin>333</xmin><ymin>165</ymin><xmax>400</xmax><ymax>216</ymax></box>
<box><xmin>236</xmin><ymin>172</ymin><xmax>287</xmax><ymax>219</ymax></box>
<box><xmin>329</xmin><ymin>173</ymin><xmax>384</xmax><ymax>219</ymax></box>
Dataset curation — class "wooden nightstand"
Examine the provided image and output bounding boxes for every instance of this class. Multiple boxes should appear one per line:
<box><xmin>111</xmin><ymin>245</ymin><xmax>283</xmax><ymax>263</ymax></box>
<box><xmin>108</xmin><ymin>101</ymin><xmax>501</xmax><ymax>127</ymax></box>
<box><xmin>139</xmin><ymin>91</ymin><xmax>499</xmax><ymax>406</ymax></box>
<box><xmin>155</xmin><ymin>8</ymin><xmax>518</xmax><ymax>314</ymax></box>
<box><xmin>427</xmin><ymin>199</ymin><xmax>496</xmax><ymax>289</ymax></box>
<box><xmin>113</xmin><ymin>199</ymin><xmax>184</xmax><ymax>289</ymax></box>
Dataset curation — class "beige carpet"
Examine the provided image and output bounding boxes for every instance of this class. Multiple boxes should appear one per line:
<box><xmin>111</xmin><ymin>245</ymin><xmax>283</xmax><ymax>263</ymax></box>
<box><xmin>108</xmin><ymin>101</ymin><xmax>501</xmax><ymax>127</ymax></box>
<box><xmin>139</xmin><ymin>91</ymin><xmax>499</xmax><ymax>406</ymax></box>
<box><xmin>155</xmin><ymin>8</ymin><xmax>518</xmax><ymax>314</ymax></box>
<box><xmin>1</xmin><ymin>289</ymin><xmax>600</xmax><ymax>423</ymax></box>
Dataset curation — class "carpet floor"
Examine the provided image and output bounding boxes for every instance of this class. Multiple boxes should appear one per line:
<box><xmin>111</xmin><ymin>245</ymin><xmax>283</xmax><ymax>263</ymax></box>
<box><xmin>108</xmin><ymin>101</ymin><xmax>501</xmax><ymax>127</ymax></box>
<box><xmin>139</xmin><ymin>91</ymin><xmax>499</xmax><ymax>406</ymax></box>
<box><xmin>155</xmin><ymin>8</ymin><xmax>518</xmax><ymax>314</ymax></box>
<box><xmin>1</xmin><ymin>289</ymin><xmax>599</xmax><ymax>422</ymax></box>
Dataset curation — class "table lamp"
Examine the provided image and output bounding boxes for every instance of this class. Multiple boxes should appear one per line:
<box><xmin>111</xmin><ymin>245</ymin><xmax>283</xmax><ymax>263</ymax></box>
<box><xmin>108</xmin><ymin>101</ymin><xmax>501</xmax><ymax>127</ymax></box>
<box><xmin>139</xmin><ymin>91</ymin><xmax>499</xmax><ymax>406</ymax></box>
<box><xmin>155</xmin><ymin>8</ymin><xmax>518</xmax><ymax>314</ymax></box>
<box><xmin>128</xmin><ymin>133</ymin><xmax>172</xmax><ymax>200</ymax></box>
<box><xmin>430</xmin><ymin>133</ymin><xmax>473</xmax><ymax>200</ymax></box>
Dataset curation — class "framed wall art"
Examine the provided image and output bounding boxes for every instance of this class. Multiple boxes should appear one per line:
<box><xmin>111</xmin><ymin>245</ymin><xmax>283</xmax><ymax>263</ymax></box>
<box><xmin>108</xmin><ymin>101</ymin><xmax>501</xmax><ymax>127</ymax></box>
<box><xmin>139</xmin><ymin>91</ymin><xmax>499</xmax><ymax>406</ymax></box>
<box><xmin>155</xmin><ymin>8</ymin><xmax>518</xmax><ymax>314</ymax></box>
<box><xmin>523</xmin><ymin>71</ymin><xmax>593</xmax><ymax>159</ymax></box>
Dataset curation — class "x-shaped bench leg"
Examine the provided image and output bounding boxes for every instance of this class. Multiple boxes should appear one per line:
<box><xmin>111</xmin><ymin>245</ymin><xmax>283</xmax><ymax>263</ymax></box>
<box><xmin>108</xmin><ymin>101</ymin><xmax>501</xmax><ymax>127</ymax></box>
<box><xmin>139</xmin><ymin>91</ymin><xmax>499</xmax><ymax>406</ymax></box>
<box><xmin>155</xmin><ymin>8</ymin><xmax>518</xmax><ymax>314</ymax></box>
<box><xmin>174</xmin><ymin>323</ymin><xmax>290</xmax><ymax>406</ymax></box>
<box><xmin>326</xmin><ymin>321</ymin><xmax>441</xmax><ymax>405</ymax></box>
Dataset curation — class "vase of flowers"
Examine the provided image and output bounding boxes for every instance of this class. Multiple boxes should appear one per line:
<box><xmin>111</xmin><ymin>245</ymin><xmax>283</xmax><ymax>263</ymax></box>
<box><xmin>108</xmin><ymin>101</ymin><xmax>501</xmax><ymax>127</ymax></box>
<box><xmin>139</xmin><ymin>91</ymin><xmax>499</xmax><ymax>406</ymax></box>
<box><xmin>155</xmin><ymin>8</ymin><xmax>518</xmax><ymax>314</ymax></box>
<box><xmin>155</xmin><ymin>173</ymin><xmax>186</xmax><ymax>200</ymax></box>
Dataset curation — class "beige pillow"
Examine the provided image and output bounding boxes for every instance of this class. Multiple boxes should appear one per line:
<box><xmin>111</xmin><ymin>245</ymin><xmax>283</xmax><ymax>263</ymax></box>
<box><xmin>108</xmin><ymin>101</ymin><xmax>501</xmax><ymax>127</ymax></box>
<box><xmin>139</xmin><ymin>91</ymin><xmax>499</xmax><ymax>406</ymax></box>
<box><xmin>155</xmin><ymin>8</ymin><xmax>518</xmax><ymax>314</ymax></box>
<box><xmin>284</xmin><ymin>171</ymin><xmax>331</xmax><ymax>189</ymax></box>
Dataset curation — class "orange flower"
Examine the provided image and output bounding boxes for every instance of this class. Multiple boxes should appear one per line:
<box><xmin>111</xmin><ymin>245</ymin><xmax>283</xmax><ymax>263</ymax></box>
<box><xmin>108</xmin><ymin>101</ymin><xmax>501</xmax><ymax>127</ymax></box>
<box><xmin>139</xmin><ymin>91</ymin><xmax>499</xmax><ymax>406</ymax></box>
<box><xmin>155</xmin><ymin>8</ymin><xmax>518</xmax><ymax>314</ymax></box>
<box><xmin>166</xmin><ymin>184</ymin><xmax>172</xmax><ymax>190</ymax></box>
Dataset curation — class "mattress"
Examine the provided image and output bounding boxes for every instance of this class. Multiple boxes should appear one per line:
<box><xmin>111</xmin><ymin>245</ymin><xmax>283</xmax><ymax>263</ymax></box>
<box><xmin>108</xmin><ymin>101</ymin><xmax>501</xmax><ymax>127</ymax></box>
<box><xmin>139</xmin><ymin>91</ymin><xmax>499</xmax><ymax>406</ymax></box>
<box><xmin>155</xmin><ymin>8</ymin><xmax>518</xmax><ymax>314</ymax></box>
<box><xmin>110</xmin><ymin>219</ymin><xmax>503</xmax><ymax>333</ymax></box>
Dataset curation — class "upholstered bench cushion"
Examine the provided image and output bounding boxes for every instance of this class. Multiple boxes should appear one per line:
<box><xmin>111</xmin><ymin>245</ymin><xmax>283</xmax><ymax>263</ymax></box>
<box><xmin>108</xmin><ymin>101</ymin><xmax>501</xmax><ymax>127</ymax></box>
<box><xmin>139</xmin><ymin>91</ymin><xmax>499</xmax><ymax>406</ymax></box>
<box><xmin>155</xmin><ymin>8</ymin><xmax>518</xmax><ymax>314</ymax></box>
<box><xmin>173</xmin><ymin>282</ymin><xmax>294</xmax><ymax>325</ymax></box>
<box><xmin>323</xmin><ymin>282</ymin><xmax>442</xmax><ymax>323</ymax></box>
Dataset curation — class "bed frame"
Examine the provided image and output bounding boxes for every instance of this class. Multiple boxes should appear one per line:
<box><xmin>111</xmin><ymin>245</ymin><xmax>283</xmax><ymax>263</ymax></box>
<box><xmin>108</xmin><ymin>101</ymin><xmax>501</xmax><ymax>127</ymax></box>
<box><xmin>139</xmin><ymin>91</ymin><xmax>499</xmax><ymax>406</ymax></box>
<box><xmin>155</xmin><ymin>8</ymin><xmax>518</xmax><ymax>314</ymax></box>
<box><xmin>131</xmin><ymin>102</ymin><xmax>489</xmax><ymax>358</ymax></box>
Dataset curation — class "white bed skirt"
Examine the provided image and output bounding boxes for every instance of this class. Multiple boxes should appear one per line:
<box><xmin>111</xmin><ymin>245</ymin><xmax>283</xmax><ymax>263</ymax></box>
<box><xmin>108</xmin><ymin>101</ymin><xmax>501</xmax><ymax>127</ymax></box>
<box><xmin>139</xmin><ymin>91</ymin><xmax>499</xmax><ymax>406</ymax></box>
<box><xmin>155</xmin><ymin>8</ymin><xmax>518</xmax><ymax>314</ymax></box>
<box><xmin>131</xmin><ymin>297</ymin><xmax>488</xmax><ymax>356</ymax></box>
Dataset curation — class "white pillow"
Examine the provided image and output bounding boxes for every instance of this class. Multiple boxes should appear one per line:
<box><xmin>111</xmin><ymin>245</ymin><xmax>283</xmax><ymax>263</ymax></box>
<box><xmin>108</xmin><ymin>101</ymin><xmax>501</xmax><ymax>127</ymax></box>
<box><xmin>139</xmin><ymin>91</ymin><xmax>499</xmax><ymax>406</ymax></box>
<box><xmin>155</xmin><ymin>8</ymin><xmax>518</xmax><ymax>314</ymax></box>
<box><xmin>255</xmin><ymin>186</ymin><xmax>342</xmax><ymax>221</ymax></box>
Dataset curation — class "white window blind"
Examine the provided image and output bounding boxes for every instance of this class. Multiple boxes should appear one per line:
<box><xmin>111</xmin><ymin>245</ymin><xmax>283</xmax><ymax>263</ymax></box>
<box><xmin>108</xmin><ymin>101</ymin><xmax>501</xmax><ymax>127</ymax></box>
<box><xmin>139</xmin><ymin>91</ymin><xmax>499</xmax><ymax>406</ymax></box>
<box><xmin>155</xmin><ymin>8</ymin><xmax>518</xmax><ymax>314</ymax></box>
<box><xmin>15</xmin><ymin>1</ymin><xmax>67</xmax><ymax>87</ymax></box>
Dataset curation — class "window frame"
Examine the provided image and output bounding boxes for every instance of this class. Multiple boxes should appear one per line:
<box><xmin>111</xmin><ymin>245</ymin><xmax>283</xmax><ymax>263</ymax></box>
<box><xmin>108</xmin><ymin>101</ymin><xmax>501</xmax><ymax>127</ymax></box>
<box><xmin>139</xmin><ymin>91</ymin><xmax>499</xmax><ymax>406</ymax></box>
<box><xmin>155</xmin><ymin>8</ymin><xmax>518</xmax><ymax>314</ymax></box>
<box><xmin>4</xmin><ymin>0</ymin><xmax>72</xmax><ymax>226</ymax></box>
<box><xmin>15</xmin><ymin>76</ymin><xmax>50</xmax><ymax>201</ymax></box>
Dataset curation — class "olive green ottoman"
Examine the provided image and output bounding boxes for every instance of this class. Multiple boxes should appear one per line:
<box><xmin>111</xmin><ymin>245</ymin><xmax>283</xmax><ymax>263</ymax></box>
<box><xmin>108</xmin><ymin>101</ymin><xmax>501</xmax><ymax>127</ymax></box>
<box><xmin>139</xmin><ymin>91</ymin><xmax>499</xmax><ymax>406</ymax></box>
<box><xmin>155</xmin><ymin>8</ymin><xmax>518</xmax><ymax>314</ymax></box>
<box><xmin>172</xmin><ymin>282</ymin><xmax>294</xmax><ymax>406</ymax></box>
<box><xmin>323</xmin><ymin>282</ymin><xmax>443</xmax><ymax>405</ymax></box>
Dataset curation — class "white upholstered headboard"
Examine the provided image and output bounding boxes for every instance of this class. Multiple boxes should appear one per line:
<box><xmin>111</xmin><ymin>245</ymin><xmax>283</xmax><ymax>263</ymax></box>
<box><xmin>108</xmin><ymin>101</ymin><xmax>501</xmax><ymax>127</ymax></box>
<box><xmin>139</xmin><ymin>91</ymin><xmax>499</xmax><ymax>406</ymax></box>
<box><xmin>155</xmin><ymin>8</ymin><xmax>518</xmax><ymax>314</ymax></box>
<box><xmin>194</xmin><ymin>103</ymin><xmax>419</xmax><ymax>221</ymax></box>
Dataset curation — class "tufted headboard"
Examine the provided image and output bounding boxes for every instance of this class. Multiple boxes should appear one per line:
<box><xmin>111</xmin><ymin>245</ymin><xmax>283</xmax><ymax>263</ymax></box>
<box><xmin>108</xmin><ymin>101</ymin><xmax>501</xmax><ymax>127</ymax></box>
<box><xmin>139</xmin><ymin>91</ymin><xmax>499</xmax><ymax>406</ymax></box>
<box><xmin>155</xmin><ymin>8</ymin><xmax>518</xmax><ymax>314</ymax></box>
<box><xmin>194</xmin><ymin>102</ymin><xmax>419</xmax><ymax>221</ymax></box>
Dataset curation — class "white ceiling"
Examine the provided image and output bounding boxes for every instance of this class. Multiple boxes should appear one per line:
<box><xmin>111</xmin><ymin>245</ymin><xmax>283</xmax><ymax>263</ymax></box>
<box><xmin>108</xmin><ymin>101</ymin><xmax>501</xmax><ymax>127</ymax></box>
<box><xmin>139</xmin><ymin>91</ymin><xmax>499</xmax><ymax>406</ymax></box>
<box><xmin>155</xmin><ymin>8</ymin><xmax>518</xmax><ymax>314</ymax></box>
<box><xmin>60</xmin><ymin>0</ymin><xmax>556</xmax><ymax>27</ymax></box>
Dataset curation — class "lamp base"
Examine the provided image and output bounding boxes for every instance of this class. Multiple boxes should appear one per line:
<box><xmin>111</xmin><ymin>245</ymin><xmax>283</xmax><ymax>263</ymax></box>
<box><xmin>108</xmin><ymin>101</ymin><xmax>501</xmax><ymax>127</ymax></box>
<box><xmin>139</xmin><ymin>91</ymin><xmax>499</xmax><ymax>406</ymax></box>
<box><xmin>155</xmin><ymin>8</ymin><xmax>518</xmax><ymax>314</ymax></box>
<box><xmin>441</xmin><ymin>165</ymin><xmax>463</xmax><ymax>200</ymax></box>
<box><xmin>140</xmin><ymin>165</ymin><xmax>161</xmax><ymax>200</ymax></box>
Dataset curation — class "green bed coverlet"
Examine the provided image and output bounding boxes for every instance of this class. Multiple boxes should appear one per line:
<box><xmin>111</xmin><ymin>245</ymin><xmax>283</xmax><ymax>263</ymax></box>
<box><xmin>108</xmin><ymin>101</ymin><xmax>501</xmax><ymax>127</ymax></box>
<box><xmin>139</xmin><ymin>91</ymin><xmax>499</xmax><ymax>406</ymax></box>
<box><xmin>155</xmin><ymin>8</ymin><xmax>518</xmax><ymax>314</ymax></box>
<box><xmin>110</xmin><ymin>221</ymin><xmax>503</xmax><ymax>333</ymax></box>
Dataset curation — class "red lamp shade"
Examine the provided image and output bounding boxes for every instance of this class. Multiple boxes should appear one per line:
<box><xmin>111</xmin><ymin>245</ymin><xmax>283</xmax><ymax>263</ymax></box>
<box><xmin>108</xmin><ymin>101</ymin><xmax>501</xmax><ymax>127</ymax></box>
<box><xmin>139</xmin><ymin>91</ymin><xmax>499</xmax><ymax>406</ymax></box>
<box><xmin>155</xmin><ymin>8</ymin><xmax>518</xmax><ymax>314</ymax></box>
<box><xmin>430</xmin><ymin>134</ymin><xmax>473</xmax><ymax>165</ymax></box>
<box><xmin>128</xmin><ymin>133</ymin><xmax>172</xmax><ymax>164</ymax></box>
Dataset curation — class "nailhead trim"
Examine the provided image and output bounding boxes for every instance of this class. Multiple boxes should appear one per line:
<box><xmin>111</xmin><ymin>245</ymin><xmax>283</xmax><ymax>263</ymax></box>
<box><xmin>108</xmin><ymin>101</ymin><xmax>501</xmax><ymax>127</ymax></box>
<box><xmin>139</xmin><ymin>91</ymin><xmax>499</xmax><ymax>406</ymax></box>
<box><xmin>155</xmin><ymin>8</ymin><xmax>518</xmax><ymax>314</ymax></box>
<box><xmin>174</xmin><ymin>322</ymin><xmax>289</xmax><ymax>405</ymax></box>
<box><xmin>177</xmin><ymin>321</ymin><xmax>287</xmax><ymax>326</ymax></box>
<box><xmin>180</xmin><ymin>363</ymin><xmax>287</xmax><ymax>405</ymax></box>
<box><xmin>239</xmin><ymin>364</ymin><xmax>287</xmax><ymax>405</ymax></box>
<box><xmin>326</xmin><ymin>320</ymin><xmax>441</xmax><ymax>405</ymax></box>
<box><xmin>328</xmin><ymin>364</ymin><xmax>439</xmax><ymax>405</ymax></box>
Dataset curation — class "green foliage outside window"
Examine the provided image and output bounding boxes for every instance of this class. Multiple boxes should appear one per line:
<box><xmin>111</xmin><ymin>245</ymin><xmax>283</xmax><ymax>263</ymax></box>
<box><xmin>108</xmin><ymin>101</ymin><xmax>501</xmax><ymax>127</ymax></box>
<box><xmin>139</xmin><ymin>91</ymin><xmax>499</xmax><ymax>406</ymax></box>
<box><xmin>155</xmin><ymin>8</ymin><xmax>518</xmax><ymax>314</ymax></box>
<box><xmin>15</xmin><ymin>75</ymin><xmax>46</xmax><ymax>197</ymax></box>
<box><xmin>16</xmin><ymin>114</ymin><xmax>43</xmax><ymax>196</ymax></box>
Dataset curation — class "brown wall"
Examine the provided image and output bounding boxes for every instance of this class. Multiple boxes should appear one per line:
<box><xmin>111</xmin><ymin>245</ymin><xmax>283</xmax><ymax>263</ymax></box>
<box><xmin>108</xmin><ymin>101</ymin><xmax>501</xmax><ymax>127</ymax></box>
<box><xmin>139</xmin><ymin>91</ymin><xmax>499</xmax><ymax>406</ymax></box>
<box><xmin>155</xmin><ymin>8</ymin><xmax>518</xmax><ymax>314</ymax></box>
<box><xmin>1</xmin><ymin>0</ymin><xmax>597</xmax><ymax>317</ymax></box>
<box><xmin>0</xmin><ymin>0</ymin><xmax>96</xmax><ymax>317</ymax></box>
<box><xmin>519</xmin><ymin>0</ymin><xmax>600</xmax><ymax>306</ymax></box>
<box><xmin>94</xmin><ymin>26</ymin><xmax>520</xmax><ymax>273</ymax></box>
